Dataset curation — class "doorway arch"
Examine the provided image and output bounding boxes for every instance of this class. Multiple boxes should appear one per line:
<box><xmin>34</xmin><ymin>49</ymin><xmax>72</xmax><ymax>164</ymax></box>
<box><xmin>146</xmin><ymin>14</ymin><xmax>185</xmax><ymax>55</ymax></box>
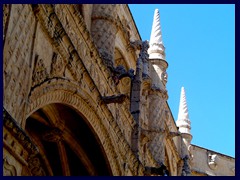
<box><xmin>26</xmin><ymin>103</ymin><xmax>112</xmax><ymax>176</ymax></box>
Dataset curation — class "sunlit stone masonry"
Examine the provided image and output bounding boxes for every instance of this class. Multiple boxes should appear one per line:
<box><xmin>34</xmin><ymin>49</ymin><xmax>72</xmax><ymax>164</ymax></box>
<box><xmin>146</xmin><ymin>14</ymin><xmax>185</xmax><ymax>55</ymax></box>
<box><xmin>3</xmin><ymin>4</ymin><xmax>235</xmax><ymax>176</ymax></box>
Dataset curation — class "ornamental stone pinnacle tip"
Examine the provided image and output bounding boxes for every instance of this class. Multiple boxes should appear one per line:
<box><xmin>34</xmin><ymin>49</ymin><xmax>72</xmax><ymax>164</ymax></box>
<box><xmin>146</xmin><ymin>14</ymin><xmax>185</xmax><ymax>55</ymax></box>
<box><xmin>178</xmin><ymin>87</ymin><xmax>190</xmax><ymax>120</ymax></box>
<box><xmin>176</xmin><ymin>87</ymin><xmax>191</xmax><ymax>135</ymax></box>
<box><xmin>148</xmin><ymin>9</ymin><xmax>165</xmax><ymax>60</ymax></box>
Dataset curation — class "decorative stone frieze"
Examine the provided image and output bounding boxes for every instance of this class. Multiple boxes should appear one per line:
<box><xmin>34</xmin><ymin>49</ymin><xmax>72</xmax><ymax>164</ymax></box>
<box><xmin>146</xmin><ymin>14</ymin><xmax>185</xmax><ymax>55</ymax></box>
<box><xmin>3</xmin><ymin>108</ymin><xmax>47</xmax><ymax>176</ymax></box>
<box><xmin>3</xmin><ymin>109</ymin><xmax>38</xmax><ymax>156</ymax></box>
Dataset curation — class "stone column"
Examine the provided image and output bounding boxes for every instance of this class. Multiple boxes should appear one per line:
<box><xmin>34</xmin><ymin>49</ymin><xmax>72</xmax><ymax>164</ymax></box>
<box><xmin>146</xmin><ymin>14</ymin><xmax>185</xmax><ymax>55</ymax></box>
<box><xmin>91</xmin><ymin>4</ymin><xmax>118</xmax><ymax>69</ymax></box>
<box><xmin>146</xmin><ymin>90</ymin><xmax>168</xmax><ymax>166</ymax></box>
<box><xmin>130</xmin><ymin>50</ymin><xmax>143</xmax><ymax>158</ymax></box>
<box><xmin>130</xmin><ymin>41</ymin><xmax>149</xmax><ymax>158</ymax></box>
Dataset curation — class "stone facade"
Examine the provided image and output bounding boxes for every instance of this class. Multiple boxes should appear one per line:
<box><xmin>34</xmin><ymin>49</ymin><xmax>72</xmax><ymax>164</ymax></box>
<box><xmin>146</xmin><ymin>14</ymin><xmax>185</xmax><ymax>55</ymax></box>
<box><xmin>3</xmin><ymin>4</ymin><xmax>234</xmax><ymax>176</ymax></box>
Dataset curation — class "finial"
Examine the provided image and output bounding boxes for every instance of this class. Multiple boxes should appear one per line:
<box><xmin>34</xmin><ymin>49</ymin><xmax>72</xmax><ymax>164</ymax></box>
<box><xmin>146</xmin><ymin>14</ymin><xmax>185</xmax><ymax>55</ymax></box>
<box><xmin>178</xmin><ymin>87</ymin><xmax>190</xmax><ymax>121</ymax></box>
<box><xmin>148</xmin><ymin>9</ymin><xmax>165</xmax><ymax>60</ymax></box>
<box><xmin>176</xmin><ymin>87</ymin><xmax>191</xmax><ymax>136</ymax></box>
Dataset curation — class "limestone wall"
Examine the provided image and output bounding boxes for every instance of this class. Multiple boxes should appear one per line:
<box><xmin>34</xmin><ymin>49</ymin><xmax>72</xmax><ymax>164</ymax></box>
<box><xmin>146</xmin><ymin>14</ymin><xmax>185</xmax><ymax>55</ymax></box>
<box><xmin>3</xmin><ymin>4</ymin><xmax>234</xmax><ymax>176</ymax></box>
<box><xmin>3</xmin><ymin>4</ymin><xmax>145</xmax><ymax>176</ymax></box>
<box><xmin>191</xmin><ymin>145</ymin><xmax>235</xmax><ymax>176</ymax></box>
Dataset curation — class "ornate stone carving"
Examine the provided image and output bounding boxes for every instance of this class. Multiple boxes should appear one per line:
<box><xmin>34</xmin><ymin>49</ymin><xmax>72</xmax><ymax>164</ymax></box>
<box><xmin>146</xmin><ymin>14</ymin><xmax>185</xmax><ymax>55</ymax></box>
<box><xmin>98</xmin><ymin>49</ymin><xmax>114</xmax><ymax>70</ymax></box>
<box><xmin>3</xmin><ymin>108</ymin><xmax>39</xmax><ymax>155</ymax></box>
<box><xmin>140</xmin><ymin>41</ymin><xmax>150</xmax><ymax>79</ymax></box>
<box><xmin>28</xmin><ymin>154</ymin><xmax>46</xmax><ymax>176</ymax></box>
<box><xmin>3</xmin><ymin>4</ymin><xmax>11</xmax><ymax>42</ymax></box>
<box><xmin>181</xmin><ymin>155</ymin><xmax>191</xmax><ymax>176</ymax></box>
<box><xmin>208</xmin><ymin>153</ymin><xmax>219</xmax><ymax>170</ymax></box>
<box><xmin>128</xmin><ymin>40</ymin><xmax>150</xmax><ymax>79</ymax></box>
<box><xmin>32</xmin><ymin>55</ymin><xmax>49</xmax><ymax>87</ymax></box>
<box><xmin>167</xmin><ymin>132</ymin><xmax>181</xmax><ymax>139</ymax></box>
<box><xmin>161</xmin><ymin>71</ymin><xmax>168</xmax><ymax>85</ymax></box>
<box><xmin>3</xmin><ymin>158</ymin><xmax>17</xmax><ymax>176</ymax></box>
<box><xmin>26</xmin><ymin>85</ymin><xmax>144</xmax><ymax>175</ymax></box>
<box><xmin>112</xmin><ymin>65</ymin><xmax>134</xmax><ymax>85</ymax></box>
<box><xmin>116</xmin><ymin>16</ymin><xmax>131</xmax><ymax>43</ymax></box>
<box><xmin>102</xmin><ymin>94</ymin><xmax>127</xmax><ymax>104</ymax></box>
<box><xmin>50</xmin><ymin>52</ymin><xmax>64</xmax><ymax>77</ymax></box>
<box><xmin>3</xmin><ymin>108</ymin><xmax>48</xmax><ymax>176</ymax></box>
<box><xmin>148</xmin><ymin>9</ymin><xmax>166</xmax><ymax>60</ymax></box>
<box><xmin>128</xmin><ymin>40</ymin><xmax>142</xmax><ymax>52</ymax></box>
<box><xmin>91</xmin><ymin>4</ymin><xmax>118</xmax><ymax>71</ymax></box>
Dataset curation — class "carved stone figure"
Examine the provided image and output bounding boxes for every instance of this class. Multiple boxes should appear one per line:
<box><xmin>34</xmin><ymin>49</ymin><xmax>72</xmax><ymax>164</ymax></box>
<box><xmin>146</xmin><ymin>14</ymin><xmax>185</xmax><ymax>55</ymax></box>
<box><xmin>208</xmin><ymin>153</ymin><xmax>219</xmax><ymax>170</ymax></box>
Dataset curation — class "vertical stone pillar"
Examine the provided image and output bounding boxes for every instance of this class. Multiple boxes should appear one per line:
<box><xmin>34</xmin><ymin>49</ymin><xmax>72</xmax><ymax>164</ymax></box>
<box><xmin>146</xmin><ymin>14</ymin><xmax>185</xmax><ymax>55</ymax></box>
<box><xmin>130</xmin><ymin>41</ymin><xmax>149</xmax><ymax>158</ymax></box>
<box><xmin>176</xmin><ymin>87</ymin><xmax>192</xmax><ymax>176</ymax></box>
<box><xmin>130</xmin><ymin>53</ymin><xmax>143</xmax><ymax>158</ymax></box>
<box><xmin>91</xmin><ymin>4</ymin><xmax>118</xmax><ymax>69</ymax></box>
<box><xmin>147</xmin><ymin>90</ymin><xmax>168</xmax><ymax>166</ymax></box>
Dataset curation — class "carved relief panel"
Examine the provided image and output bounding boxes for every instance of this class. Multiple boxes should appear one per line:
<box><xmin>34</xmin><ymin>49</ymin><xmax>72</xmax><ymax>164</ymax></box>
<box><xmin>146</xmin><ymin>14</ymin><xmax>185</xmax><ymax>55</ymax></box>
<box><xmin>3</xmin><ymin>4</ymin><xmax>37</xmax><ymax>123</ymax></box>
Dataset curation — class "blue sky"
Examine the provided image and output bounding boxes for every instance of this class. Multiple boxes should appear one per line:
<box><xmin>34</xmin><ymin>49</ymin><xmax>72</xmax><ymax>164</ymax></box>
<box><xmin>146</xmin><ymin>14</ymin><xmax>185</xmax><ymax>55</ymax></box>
<box><xmin>129</xmin><ymin>4</ymin><xmax>235</xmax><ymax>157</ymax></box>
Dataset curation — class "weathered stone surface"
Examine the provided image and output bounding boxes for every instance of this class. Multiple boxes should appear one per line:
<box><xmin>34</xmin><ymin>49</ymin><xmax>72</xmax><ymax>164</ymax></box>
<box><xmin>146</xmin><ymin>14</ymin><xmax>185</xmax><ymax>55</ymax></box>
<box><xmin>3</xmin><ymin>4</ymin><xmax>234</xmax><ymax>176</ymax></box>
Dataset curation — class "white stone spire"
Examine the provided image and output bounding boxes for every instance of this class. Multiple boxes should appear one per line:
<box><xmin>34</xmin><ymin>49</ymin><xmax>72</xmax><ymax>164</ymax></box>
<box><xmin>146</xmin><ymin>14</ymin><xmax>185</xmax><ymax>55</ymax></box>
<box><xmin>177</xmin><ymin>87</ymin><xmax>190</xmax><ymax>122</ymax></box>
<box><xmin>176</xmin><ymin>87</ymin><xmax>192</xmax><ymax>146</ymax></box>
<box><xmin>148</xmin><ymin>9</ymin><xmax>166</xmax><ymax>60</ymax></box>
